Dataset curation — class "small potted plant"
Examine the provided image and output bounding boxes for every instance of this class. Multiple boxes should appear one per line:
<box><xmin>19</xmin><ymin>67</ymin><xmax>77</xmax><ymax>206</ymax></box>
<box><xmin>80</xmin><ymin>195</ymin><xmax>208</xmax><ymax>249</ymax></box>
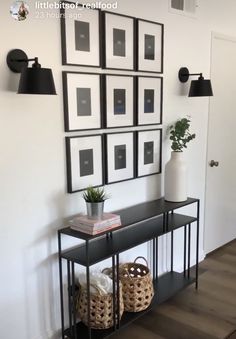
<box><xmin>165</xmin><ymin>117</ymin><xmax>196</xmax><ymax>202</ymax></box>
<box><xmin>83</xmin><ymin>186</ymin><xmax>108</xmax><ymax>220</ymax></box>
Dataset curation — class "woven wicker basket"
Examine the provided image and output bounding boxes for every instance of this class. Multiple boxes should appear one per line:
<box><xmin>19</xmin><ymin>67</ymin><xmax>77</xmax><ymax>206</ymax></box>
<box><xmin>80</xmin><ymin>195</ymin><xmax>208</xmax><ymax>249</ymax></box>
<box><xmin>119</xmin><ymin>256</ymin><xmax>154</xmax><ymax>312</ymax></box>
<box><xmin>77</xmin><ymin>284</ymin><xmax>124</xmax><ymax>329</ymax></box>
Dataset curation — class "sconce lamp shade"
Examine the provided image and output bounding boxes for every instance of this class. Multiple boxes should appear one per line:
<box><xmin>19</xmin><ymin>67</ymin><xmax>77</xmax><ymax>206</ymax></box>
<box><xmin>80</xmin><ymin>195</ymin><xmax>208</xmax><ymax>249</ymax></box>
<box><xmin>189</xmin><ymin>78</ymin><xmax>213</xmax><ymax>97</ymax></box>
<box><xmin>7</xmin><ymin>49</ymin><xmax>56</xmax><ymax>95</ymax></box>
<box><xmin>18</xmin><ymin>67</ymin><xmax>56</xmax><ymax>94</ymax></box>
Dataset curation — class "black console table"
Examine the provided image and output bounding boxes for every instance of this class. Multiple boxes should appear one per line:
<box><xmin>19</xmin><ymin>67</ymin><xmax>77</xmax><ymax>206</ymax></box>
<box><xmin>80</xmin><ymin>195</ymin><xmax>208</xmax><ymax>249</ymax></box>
<box><xmin>58</xmin><ymin>197</ymin><xmax>200</xmax><ymax>339</ymax></box>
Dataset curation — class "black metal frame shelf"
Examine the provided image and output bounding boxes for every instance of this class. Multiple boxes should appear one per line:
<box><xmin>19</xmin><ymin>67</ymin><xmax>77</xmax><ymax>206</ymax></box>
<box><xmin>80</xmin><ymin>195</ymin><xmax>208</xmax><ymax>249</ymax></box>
<box><xmin>61</xmin><ymin>213</ymin><xmax>197</xmax><ymax>266</ymax></box>
<box><xmin>58</xmin><ymin>197</ymin><xmax>200</xmax><ymax>339</ymax></box>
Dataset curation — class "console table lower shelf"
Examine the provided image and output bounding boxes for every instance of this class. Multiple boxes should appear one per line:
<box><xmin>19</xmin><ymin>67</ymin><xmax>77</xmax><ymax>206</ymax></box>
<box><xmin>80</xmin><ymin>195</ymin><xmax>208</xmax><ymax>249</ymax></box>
<box><xmin>64</xmin><ymin>271</ymin><xmax>196</xmax><ymax>339</ymax></box>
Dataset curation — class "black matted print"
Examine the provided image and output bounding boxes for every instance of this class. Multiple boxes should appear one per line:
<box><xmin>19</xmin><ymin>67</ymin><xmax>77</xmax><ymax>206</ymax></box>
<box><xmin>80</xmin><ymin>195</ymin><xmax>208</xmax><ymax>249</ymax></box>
<box><xmin>63</xmin><ymin>72</ymin><xmax>101</xmax><ymax>131</ymax></box>
<box><xmin>61</xmin><ymin>4</ymin><xmax>100</xmax><ymax>67</ymax></box>
<box><xmin>104</xmin><ymin>74</ymin><xmax>134</xmax><ymax>128</ymax></box>
<box><xmin>137</xmin><ymin>129</ymin><xmax>162</xmax><ymax>177</ymax></box>
<box><xmin>114</xmin><ymin>89</ymin><xmax>126</xmax><ymax>115</ymax></box>
<box><xmin>144</xmin><ymin>141</ymin><xmax>154</xmax><ymax>164</ymax></box>
<box><xmin>137</xmin><ymin>19</ymin><xmax>163</xmax><ymax>73</ymax></box>
<box><xmin>144</xmin><ymin>89</ymin><xmax>154</xmax><ymax>113</ymax></box>
<box><xmin>114</xmin><ymin>145</ymin><xmax>126</xmax><ymax>170</ymax></box>
<box><xmin>103</xmin><ymin>12</ymin><xmax>134</xmax><ymax>70</ymax></box>
<box><xmin>137</xmin><ymin>76</ymin><xmax>162</xmax><ymax>126</ymax></box>
<box><xmin>66</xmin><ymin>135</ymin><xmax>103</xmax><ymax>193</ymax></box>
<box><xmin>105</xmin><ymin>132</ymin><xmax>134</xmax><ymax>184</ymax></box>
<box><xmin>75</xmin><ymin>21</ymin><xmax>90</xmax><ymax>52</ymax></box>
<box><xmin>144</xmin><ymin>34</ymin><xmax>155</xmax><ymax>60</ymax></box>
<box><xmin>79</xmin><ymin>149</ymin><xmax>94</xmax><ymax>176</ymax></box>
<box><xmin>76</xmin><ymin>88</ymin><xmax>92</xmax><ymax>116</ymax></box>
<box><xmin>113</xmin><ymin>28</ymin><xmax>126</xmax><ymax>57</ymax></box>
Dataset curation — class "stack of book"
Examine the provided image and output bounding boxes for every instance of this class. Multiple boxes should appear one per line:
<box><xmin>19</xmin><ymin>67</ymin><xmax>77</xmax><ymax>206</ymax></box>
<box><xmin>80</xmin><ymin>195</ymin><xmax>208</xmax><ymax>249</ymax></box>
<box><xmin>69</xmin><ymin>213</ymin><xmax>121</xmax><ymax>235</ymax></box>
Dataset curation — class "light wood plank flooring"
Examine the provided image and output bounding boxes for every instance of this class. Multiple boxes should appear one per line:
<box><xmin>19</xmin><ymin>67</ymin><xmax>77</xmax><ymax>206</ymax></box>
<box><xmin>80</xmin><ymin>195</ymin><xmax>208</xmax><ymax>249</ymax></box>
<box><xmin>112</xmin><ymin>240</ymin><xmax>236</xmax><ymax>339</ymax></box>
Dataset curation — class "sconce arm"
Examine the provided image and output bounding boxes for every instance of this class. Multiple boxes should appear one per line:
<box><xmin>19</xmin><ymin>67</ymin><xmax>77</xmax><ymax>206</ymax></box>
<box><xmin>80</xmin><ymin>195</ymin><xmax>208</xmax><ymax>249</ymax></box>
<box><xmin>6</xmin><ymin>49</ymin><xmax>41</xmax><ymax>72</ymax></box>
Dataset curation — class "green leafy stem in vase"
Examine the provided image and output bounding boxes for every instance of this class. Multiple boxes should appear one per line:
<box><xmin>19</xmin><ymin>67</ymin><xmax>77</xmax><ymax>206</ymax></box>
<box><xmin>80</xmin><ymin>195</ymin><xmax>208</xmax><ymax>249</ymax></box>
<box><xmin>169</xmin><ymin>117</ymin><xmax>196</xmax><ymax>152</ymax></box>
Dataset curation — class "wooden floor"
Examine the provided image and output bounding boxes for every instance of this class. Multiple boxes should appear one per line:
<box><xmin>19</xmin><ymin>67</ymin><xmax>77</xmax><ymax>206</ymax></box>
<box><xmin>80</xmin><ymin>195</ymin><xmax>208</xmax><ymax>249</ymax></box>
<box><xmin>112</xmin><ymin>240</ymin><xmax>236</xmax><ymax>339</ymax></box>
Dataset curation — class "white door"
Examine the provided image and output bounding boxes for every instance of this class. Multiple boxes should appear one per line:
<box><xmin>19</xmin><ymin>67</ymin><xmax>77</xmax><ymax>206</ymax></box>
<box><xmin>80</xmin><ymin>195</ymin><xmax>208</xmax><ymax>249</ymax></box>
<box><xmin>204</xmin><ymin>33</ymin><xmax>236</xmax><ymax>254</ymax></box>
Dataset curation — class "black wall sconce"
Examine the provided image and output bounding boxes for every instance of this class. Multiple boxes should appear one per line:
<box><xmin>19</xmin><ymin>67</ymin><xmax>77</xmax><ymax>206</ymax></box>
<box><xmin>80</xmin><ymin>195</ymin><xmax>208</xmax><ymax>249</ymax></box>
<box><xmin>6</xmin><ymin>49</ymin><xmax>56</xmax><ymax>95</ymax></box>
<box><xmin>178</xmin><ymin>67</ymin><xmax>213</xmax><ymax>97</ymax></box>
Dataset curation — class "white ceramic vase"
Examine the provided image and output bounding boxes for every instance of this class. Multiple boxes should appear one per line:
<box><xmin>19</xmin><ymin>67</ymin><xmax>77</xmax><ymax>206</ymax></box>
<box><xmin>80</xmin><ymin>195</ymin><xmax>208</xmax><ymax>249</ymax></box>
<box><xmin>164</xmin><ymin>151</ymin><xmax>187</xmax><ymax>202</ymax></box>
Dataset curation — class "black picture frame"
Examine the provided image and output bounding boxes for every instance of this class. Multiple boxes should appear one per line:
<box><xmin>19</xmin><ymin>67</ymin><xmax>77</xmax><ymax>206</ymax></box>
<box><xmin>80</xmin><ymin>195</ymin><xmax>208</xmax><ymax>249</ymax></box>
<box><xmin>136</xmin><ymin>129</ymin><xmax>162</xmax><ymax>178</ymax></box>
<box><xmin>136</xmin><ymin>18</ymin><xmax>164</xmax><ymax>73</ymax></box>
<box><xmin>66</xmin><ymin>134</ymin><xmax>104</xmax><ymax>193</ymax></box>
<box><xmin>102</xmin><ymin>11</ymin><xmax>136</xmax><ymax>71</ymax></box>
<box><xmin>63</xmin><ymin>71</ymin><xmax>103</xmax><ymax>132</ymax></box>
<box><xmin>136</xmin><ymin>76</ymin><xmax>163</xmax><ymax>126</ymax></box>
<box><xmin>105</xmin><ymin>131</ymin><xmax>136</xmax><ymax>184</ymax></box>
<box><xmin>102</xmin><ymin>74</ymin><xmax>136</xmax><ymax>128</ymax></box>
<box><xmin>60</xmin><ymin>1</ymin><xmax>102</xmax><ymax>67</ymax></box>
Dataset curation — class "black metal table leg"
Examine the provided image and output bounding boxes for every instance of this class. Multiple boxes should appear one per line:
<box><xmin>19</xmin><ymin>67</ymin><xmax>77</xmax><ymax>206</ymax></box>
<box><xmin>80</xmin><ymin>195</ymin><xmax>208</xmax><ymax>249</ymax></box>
<box><xmin>184</xmin><ymin>225</ymin><xmax>187</xmax><ymax>277</ymax></box>
<box><xmin>152</xmin><ymin>238</ymin><xmax>156</xmax><ymax>283</ymax></box>
<box><xmin>58</xmin><ymin>232</ymin><xmax>65</xmax><ymax>339</ymax></box>
<box><xmin>72</xmin><ymin>261</ymin><xmax>77</xmax><ymax>339</ymax></box>
<box><xmin>166</xmin><ymin>212</ymin><xmax>169</xmax><ymax>232</ymax></box>
<box><xmin>116</xmin><ymin>254</ymin><xmax>120</xmax><ymax>329</ymax></box>
<box><xmin>112</xmin><ymin>255</ymin><xmax>116</xmax><ymax>332</ymax></box>
<box><xmin>163</xmin><ymin>213</ymin><xmax>166</xmax><ymax>233</ymax></box>
<box><xmin>188</xmin><ymin>224</ymin><xmax>191</xmax><ymax>279</ymax></box>
<box><xmin>171</xmin><ymin>230</ymin><xmax>174</xmax><ymax>272</ymax></box>
<box><xmin>86</xmin><ymin>241</ymin><xmax>91</xmax><ymax>339</ymax></box>
<box><xmin>196</xmin><ymin>200</ymin><xmax>200</xmax><ymax>289</ymax></box>
<box><xmin>155</xmin><ymin>237</ymin><xmax>158</xmax><ymax>285</ymax></box>
<box><xmin>67</xmin><ymin>261</ymin><xmax>72</xmax><ymax>336</ymax></box>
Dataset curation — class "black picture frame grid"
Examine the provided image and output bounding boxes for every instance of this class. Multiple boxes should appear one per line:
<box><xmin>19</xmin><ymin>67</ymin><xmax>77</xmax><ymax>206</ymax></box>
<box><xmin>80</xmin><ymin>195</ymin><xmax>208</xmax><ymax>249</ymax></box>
<box><xmin>136</xmin><ymin>128</ymin><xmax>162</xmax><ymax>179</ymax></box>
<box><xmin>62</xmin><ymin>7</ymin><xmax>164</xmax><ymax>192</ymax></box>
<box><xmin>101</xmin><ymin>11</ymin><xmax>136</xmax><ymax>71</ymax></box>
<box><xmin>66</xmin><ymin>134</ymin><xmax>105</xmax><ymax>193</ymax></box>
<box><xmin>136</xmin><ymin>18</ymin><xmax>164</xmax><ymax>74</ymax></box>
<box><xmin>60</xmin><ymin>1</ymin><xmax>102</xmax><ymax>67</ymax></box>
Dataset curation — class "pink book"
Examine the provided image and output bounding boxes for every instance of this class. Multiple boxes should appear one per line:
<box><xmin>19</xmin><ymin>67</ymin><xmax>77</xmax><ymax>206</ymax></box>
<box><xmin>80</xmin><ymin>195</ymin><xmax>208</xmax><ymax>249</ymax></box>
<box><xmin>70</xmin><ymin>222</ymin><xmax>121</xmax><ymax>235</ymax></box>
<box><xmin>71</xmin><ymin>213</ymin><xmax>121</xmax><ymax>228</ymax></box>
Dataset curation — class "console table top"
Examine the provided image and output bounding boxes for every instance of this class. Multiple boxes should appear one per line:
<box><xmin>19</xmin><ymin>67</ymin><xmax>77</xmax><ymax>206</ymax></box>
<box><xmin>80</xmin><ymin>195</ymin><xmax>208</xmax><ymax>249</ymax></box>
<box><xmin>59</xmin><ymin>197</ymin><xmax>199</xmax><ymax>241</ymax></box>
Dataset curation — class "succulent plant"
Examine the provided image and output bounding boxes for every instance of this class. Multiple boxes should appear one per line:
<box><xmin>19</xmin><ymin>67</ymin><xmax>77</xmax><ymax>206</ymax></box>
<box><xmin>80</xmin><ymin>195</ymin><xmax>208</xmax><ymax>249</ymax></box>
<box><xmin>82</xmin><ymin>186</ymin><xmax>108</xmax><ymax>203</ymax></box>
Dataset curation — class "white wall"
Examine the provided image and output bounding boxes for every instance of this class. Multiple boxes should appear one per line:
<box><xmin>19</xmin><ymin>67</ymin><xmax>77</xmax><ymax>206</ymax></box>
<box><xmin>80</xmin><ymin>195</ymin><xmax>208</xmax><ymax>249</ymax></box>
<box><xmin>1</xmin><ymin>0</ymin><xmax>236</xmax><ymax>338</ymax></box>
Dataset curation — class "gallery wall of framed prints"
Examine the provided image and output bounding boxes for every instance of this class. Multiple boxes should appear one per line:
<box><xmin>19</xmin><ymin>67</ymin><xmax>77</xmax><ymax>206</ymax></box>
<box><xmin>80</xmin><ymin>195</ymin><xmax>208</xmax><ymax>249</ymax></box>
<box><xmin>60</xmin><ymin>1</ymin><xmax>164</xmax><ymax>193</ymax></box>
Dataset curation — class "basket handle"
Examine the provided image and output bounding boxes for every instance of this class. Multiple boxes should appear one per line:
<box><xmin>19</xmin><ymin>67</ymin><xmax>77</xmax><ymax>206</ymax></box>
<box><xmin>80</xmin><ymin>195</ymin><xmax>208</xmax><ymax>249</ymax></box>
<box><xmin>134</xmin><ymin>256</ymin><xmax>149</xmax><ymax>268</ymax></box>
<box><xmin>102</xmin><ymin>267</ymin><xmax>111</xmax><ymax>275</ymax></box>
